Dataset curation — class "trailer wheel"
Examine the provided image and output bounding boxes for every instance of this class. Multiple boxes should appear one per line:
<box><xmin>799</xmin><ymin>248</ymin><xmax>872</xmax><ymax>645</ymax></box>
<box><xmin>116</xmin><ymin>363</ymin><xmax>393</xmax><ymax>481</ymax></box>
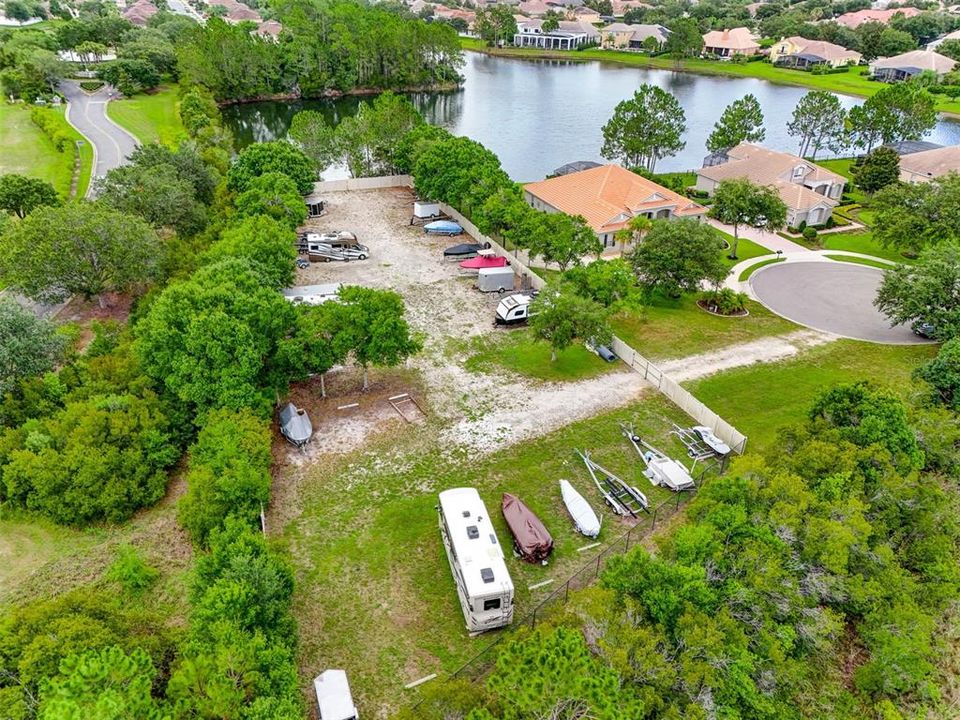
<box><xmin>358</xmin><ymin>254</ymin><xmax>367</xmax><ymax>260</ymax></box>
<box><xmin>498</xmin><ymin>287</ymin><xmax>505</xmax><ymax>294</ymax></box>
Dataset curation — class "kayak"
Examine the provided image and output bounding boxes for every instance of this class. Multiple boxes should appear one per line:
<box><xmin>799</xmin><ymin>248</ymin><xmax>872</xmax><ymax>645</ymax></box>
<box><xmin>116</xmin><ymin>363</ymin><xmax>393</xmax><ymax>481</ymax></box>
<box><xmin>559</xmin><ymin>479</ymin><xmax>601</xmax><ymax>538</ymax></box>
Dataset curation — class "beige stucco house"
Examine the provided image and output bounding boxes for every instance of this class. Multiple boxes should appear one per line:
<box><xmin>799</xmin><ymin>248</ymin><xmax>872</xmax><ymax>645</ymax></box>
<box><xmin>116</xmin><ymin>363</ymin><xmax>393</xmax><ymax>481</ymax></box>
<box><xmin>899</xmin><ymin>145</ymin><xmax>960</xmax><ymax>183</ymax></box>
<box><xmin>524</xmin><ymin>164</ymin><xmax>706</xmax><ymax>248</ymax></box>
<box><xmin>702</xmin><ymin>27</ymin><xmax>760</xmax><ymax>57</ymax></box>
<box><xmin>696</xmin><ymin>143</ymin><xmax>846</xmax><ymax>228</ymax></box>
<box><xmin>769</xmin><ymin>36</ymin><xmax>862</xmax><ymax>68</ymax></box>
<box><xmin>600</xmin><ymin>22</ymin><xmax>671</xmax><ymax>49</ymax></box>
<box><xmin>871</xmin><ymin>49</ymin><xmax>957</xmax><ymax>81</ymax></box>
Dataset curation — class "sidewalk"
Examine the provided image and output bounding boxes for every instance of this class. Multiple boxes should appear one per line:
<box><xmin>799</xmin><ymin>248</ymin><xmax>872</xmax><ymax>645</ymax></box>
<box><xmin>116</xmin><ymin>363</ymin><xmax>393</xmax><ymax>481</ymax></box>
<box><xmin>707</xmin><ymin>219</ymin><xmax>810</xmax><ymax>255</ymax></box>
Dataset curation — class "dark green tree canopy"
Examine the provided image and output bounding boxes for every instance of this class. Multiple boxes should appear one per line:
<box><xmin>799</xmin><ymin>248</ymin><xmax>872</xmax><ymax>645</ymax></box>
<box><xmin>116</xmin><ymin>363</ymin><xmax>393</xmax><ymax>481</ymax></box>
<box><xmin>0</xmin><ymin>173</ymin><xmax>60</xmax><ymax>218</ymax></box>
<box><xmin>708</xmin><ymin>178</ymin><xmax>787</xmax><ymax>258</ymax></box>
<box><xmin>629</xmin><ymin>218</ymin><xmax>728</xmax><ymax>297</ymax></box>
<box><xmin>234</xmin><ymin>171</ymin><xmax>308</xmax><ymax>230</ymax></box>
<box><xmin>872</xmin><ymin>173</ymin><xmax>960</xmax><ymax>255</ymax></box>
<box><xmin>0</xmin><ymin>297</ymin><xmax>66</xmax><ymax>396</ymax></box>
<box><xmin>855</xmin><ymin>146</ymin><xmax>901</xmax><ymax>193</ymax></box>
<box><xmin>706</xmin><ymin>94</ymin><xmax>765</xmax><ymax>154</ymax></box>
<box><xmin>226</xmin><ymin>140</ymin><xmax>316</xmax><ymax>195</ymax></box>
<box><xmin>601</xmin><ymin>85</ymin><xmax>687</xmax><ymax>172</ymax></box>
<box><xmin>208</xmin><ymin>215</ymin><xmax>297</xmax><ymax>289</ymax></box>
<box><xmin>529</xmin><ymin>285</ymin><xmax>612</xmax><ymax>362</ymax></box>
<box><xmin>875</xmin><ymin>243</ymin><xmax>960</xmax><ymax>341</ymax></box>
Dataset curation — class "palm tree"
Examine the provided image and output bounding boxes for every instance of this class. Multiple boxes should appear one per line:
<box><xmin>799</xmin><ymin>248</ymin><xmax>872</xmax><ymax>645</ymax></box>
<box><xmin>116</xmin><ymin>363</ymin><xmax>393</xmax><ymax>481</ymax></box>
<box><xmin>618</xmin><ymin>215</ymin><xmax>652</xmax><ymax>256</ymax></box>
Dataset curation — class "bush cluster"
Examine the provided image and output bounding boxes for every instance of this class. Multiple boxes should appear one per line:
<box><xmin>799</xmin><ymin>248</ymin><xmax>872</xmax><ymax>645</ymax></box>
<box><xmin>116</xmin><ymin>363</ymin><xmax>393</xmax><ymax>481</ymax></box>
<box><xmin>29</xmin><ymin>108</ymin><xmax>71</xmax><ymax>153</ymax></box>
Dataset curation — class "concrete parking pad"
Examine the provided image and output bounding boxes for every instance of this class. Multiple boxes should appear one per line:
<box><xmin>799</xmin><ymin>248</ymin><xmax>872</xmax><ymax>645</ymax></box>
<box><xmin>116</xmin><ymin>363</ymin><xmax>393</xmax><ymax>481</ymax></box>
<box><xmin>750</xmin><ymin>261</ymin><xmax>932</xmax><ymax>344</ymax></box>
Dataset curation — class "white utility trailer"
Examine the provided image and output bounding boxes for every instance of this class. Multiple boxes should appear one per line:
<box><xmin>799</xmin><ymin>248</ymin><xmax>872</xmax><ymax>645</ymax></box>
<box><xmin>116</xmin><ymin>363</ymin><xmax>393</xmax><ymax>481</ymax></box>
<box><xmin>495</xmin><ymin>292</ymin><xmax>537</xmax><ymax>325</ymax></box>
<box><xmin>477</xmin><ymin>266</ymin><xmax>516</xmax><ymax>293</ymax></box>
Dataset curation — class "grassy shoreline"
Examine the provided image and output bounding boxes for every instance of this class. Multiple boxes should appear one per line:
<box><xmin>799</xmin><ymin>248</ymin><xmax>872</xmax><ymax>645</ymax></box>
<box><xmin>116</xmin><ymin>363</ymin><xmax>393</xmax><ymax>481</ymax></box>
<box><xmin>460</xmin><ymin>39</ymin><xmax>960</xmax><ymax>117</ymax></box>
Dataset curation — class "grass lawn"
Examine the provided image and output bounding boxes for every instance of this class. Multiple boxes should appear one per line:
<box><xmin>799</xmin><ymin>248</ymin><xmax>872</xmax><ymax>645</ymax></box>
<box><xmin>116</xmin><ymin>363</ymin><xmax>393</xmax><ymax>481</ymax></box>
<box><xmin>0</xmin><ymin>102</ymin><xmax>76</xmax><ymax>197</ymax></box>
<box><xmin>463</xmin><ymin>328</ymin><xmax>618</xmax><ymax>382</ymax></box>
<box><xmin>812</xmin><ymin>230</ymin><xmax>916</xmax><ymax>264</ymax></box>
<box><xmin>825</xmin><ymin>253</ymin><xmax>893</xmax><ymax>269</ymax></box>
<box><xmin>738</xmin><ymin>256</ymin><xmax>785</xmax><ymax>281</ymax></box>
<box><xmin>722</xmin><ymin>236</ymin><xmax>771</xmax><ymax>269</ymax></box>
<box><xmin>460</xmin><ymin>40</ymin><xmax>960</xmax><ymax>114</ymax></box>
<box><xmin>107</xmin><ymin>84</ymin><xmax>185</xmax><ymax>147</ymax></box>
<box><xmin>685</xmin><ymin>340</ymin><xmax>937</xmax><ymax>451</ymax></box>
<box><xmin>611</xmin><ymin>293</ymin><xmax>798</xmax><ymax>362</ymax></box>
<box><xmin>44</xmin><ymin>106</ymin><xmax>94</xmax><ymax>198</ymax></box>
<box><xmin>0</xmin><ymin>485</ymin><xmax>193</xmax><ymax>621</ymax></box>
<box><xmin>281</xmin><ymin>394</ymin><xmax>699</xmax><ymax>715</ymax></box>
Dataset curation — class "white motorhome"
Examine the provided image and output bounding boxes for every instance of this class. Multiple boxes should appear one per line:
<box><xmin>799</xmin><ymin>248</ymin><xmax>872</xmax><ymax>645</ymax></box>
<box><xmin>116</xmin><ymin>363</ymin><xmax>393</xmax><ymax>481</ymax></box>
<box><xmin>495</xmin><ymin>293</ymin><xmax>536</xmax><ymax>325</ymax></box>
<box><xmin>314</xmin><ymin>670</ymin><xmax>358</xmax><ymax>720</ymax></box>
<box><xmin>438</xmin><ymin>488</ymin><xmax>514</xmax><ymax>633</ymax></box>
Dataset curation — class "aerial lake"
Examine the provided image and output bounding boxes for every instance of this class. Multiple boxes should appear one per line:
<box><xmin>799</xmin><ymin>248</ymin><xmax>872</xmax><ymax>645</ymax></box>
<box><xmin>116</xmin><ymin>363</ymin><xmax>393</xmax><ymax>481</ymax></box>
<box><xmin>221</xmin><ymin>51</ymin><xmax>960</xmax><ymax>181</ymax></box>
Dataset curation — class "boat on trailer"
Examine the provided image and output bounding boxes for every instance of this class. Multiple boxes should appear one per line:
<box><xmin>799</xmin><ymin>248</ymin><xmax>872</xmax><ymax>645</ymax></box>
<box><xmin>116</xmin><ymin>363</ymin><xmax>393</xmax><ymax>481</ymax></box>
<box><xmin>424</xmin><ymin>220</ymin><xmax>463</xmax><ymax>236</ymax></box>
<box><xmin>621</xmin><ymin>424</ymin><xmax>696</xmax><ymax>492</ymax></box>
<box><xmin>559</xmin><ymin>479</ymin><xmax>601</xmax><ymax>538</ymax></box>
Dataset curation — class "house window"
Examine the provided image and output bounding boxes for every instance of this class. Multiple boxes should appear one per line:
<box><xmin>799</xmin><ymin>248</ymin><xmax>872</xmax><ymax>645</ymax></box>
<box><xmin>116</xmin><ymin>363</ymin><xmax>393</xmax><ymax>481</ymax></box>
<box><xmin>793</xmin><ymin>166</ymin><xmax>805</xmax><ymax>178</ymax></box>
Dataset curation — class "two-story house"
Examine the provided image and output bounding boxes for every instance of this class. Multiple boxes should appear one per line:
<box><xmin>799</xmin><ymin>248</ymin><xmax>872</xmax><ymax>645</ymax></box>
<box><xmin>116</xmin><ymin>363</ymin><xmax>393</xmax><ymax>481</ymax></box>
<box><xmin>695</xmin><ymin>143</ymin><xmax>846</xmax><ymax>228</ymax></box>
<box><xmin>524</xmin><ymin>164</ymin><xmax>706</xmax><ymax>249</ymax></box>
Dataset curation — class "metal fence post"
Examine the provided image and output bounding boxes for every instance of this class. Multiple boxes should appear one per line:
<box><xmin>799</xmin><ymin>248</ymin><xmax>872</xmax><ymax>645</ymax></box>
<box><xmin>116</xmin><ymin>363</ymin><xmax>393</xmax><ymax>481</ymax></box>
<box><xmin>652</xmin><ymin>507</ymin><xmax>657</xmax><ymax>530</ymax></box>
<box><xmin>564</xmin><ymin>580</ymin><xmax>570</xmax><ymax>603</ymax></box>
<box><xmin>531</xmin><ymin>607</ymin><xmax>537</xmax><ymax>628</ymax></box>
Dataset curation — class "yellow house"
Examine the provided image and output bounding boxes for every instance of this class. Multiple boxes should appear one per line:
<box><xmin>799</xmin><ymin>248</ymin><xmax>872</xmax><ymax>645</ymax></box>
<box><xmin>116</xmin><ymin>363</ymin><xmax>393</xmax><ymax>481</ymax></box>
<box><xmin>769</xmin><ymin>36</ymin><xmax>862</xmax><ymax>68</ymax></box>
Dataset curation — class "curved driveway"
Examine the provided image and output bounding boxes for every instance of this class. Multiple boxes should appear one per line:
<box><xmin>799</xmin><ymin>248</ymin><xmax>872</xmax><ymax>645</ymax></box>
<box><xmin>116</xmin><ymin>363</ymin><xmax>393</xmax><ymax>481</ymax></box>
<box><xmin>60</xmin><ymin>81</ymin><xmax>139</xmax><ymax>197</ymax></box>
<box><xmin>750</xmin><ymin>261</ymin><xmax>933</xmax><ymax>344</ymax></box>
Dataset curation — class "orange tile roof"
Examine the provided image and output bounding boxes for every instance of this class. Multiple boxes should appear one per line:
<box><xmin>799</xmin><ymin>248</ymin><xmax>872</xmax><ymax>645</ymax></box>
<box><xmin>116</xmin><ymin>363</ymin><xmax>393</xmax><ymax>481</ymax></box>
<box><xmin>524</xmin><ymin>164</ymin><xmax>705</xmax><ymax>233</ymax></box>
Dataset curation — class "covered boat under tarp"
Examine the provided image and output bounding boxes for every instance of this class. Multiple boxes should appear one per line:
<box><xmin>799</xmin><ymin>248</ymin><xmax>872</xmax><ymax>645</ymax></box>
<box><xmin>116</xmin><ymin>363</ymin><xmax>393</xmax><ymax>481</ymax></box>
<box><xmin>501</xmin><ymin>493</ymin><xmax>553</xmax><ymax>563</ymax></box>
<box><xmin>279</xmin><ymin>402</ymin><xmax>313</xmax><ymax>447</ymax></box>
<box><xmin>459</xmin><ymin>250</ymin><xmax>507</xmax><ymax>270</ymax></box>
<box><xmin>424</xmin><ymin>220</ymin><xmax>463</xmax><ymax>235</ymax></box>
<box><xmin>443</xmin><ymin>241</ymin><xmax>490</xmax><ymax>258</ymax></box>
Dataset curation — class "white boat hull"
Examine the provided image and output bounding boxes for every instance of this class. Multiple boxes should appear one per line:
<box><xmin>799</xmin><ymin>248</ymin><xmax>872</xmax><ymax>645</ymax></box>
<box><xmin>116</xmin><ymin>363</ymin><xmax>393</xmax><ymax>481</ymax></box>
<box><xmin>559</xmin><ymin>479</ymin><xmax>601</xmax><ymax>538</ymax></box>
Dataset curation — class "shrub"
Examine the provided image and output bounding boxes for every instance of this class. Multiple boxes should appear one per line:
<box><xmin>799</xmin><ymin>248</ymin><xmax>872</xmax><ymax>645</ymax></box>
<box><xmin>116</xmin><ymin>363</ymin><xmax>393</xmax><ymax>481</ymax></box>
<box><xmin>701</xmin><ymin>287</ymin><xmax>747</xmax><ymax>316</ymax></box>
<box><xmin>803</xmin><ymin>226</ymin><xmax>818</xmax><ymax>240</ymax></box>
<box><xmin>105</xmin><ymin>545</ymin><xmax>159</xmax><ymax>593</ymax></box>
<box><xmin>30</xmin><ymin>108</ymin><xmax>70</xmax><ymax>152</ymax></box>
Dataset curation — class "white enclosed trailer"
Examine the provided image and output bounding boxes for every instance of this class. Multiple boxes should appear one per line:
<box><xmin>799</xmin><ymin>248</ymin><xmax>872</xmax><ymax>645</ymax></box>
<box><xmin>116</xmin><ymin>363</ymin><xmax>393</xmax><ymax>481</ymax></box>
<box><xmin>477</xmin><ymin>266</ymin><xmax>516</xmax><ymax>293</ymax></box>
<box><xmin>314</xmin><ymin>670</ymin><xmax>358</xmax><ymax>720</ymax></box>
<box><xmin>438</xmin><ymin>488</ymin><xmax>514</xmax><ymax>632</ymax></box>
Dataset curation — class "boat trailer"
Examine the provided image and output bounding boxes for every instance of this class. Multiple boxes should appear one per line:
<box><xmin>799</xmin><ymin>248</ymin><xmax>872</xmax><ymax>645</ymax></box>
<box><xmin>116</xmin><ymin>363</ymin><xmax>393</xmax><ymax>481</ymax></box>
<box><xmin>575</xmin><ymin>449</ymin><xmax>648</xmax><ymax>517</ymax></box>
<box><xmin>669</xmin><ymin>424</ymin><xmax>718</xmax><ymax>461</ymax></box>
<box><xmin>620</xmin><ymin>424</ymin><xmax>698</xmax><ymax>492</ymax></box>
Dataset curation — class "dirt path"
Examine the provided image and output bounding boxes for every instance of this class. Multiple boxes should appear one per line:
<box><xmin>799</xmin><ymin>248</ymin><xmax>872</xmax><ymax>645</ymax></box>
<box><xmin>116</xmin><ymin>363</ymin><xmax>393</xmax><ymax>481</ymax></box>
<box><xmin>658</xmin><ymin>328</ymin><xmax>837</xmax><ymax>383</ymax></box>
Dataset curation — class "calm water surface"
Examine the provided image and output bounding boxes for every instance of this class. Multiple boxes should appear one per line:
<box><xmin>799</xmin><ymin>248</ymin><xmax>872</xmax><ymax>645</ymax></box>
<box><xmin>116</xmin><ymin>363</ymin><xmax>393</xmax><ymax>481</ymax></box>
<box><xmin>222</xmin><ymin>52</ymin><xmax>960</xmax><ymax>181</ymax></box>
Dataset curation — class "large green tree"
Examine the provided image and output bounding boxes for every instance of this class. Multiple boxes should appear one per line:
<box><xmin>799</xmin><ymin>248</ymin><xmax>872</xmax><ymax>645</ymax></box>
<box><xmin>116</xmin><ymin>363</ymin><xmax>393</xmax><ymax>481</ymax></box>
<box><xmin>706</xmin><ymin>94</ymin><xmax>765</xmax><ymax>154</ymax></box>
<box><xmin>855</xmin><ymin>146</ymin><xmax>901</xmax><ymax>193</ymax></box>
<box><xmin>601</xmin><ymin>85</ymin><xmax>687</xmax><ymax>172</ymax></box>
<box><xmin>875</xmin><ymin>243</ymin><xmax>960</xmax><ymax>341</ymax></box>
<box><xmin>38</xmin><ymin>646</ymin><xmax>166</xmax><ymax>720</ymax></box>
<box><xmin>708</xmin><ymin>178</ymin><xmax>787</xmax><ymax>258</ymax></box>
<box><xmin>527</xmin><ymin>213</ymin><xmax>603</xmax><ymax>271</ymax></box>
<box><xmin>849</xmin><ymin>84</ymin><xmax>937</xmax><ymax>153</ymax></box>
<box><xmin>226</xmin><ymin>140</ymin><xmax>316</xmax><ymax>195</ymax></box>
<box><xmin>288</xmin><ymin>110</ymin><xmax>338</xmax><ymax>172</ymax></box>
<box><xmin>334</xmin><ymin>92</ymin><xmax>424</xmax><ymax>178</ymax></box>
<box><xmin>629</xmin><ymin>218</ymin><xmax>728</xmax><ymax>296</ymax></box>
<box><xmin>0</xmin><ymin>173</ymin><xmax>59</xmax><ymax>218</ymax></box>
<box><xmin>95</xmin><ymin>163</ymin><xmax>207</xmax><ymax>236</ymax></box>
<box><xmin>234</xmin><ymin>171</ymin><xmax>308</xmax><ymax>230</ymax></box>
<box><xmin>786</xmin><ymin>90</ymin><xmax>848</xmax><ymax>159</ymax></box>
<box><xmin>208</xmin><ymin>215</ymin><xmax>297</xmax><ymax>289</ymax></box>
<box><xmin>529</xmin><ymin>286</ymin><xmax>612</xmax><ymax>361</ymax></box>
<box><xmin>915</xmin><ymin>338</ymin><xmax>960</xmax><ymax>410</ymax></box>
<box><xmin>872</xmin><ymin>173</ymin><xmax>960</xmax><ymax>255</ymax></box>
<box><xmin>328</xmin><ymin>286</ymin><xmax>422</xmax><ymax>390</ymax></box>
<box><xmin>0</xmin><ymin>297</ymin><xmax>66</xmax><ymax>395</ymax></box>
<box><xmin>0</xmin><ymin>204</ymin><xmax>160</xmax><ymax>307</ymax></box>
<box><xmin>135</xmin><ymin>258</ymin><xmax>297</xmax><ymax>413</ymax></box>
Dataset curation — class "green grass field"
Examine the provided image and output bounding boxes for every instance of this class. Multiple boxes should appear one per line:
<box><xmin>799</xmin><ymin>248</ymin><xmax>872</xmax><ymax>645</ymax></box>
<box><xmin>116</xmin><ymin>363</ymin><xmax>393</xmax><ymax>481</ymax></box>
<box><xmin>611</xmin><ymin>293</ymin><xmax>798</xmax><ymax>362</ymax></box>
<box><xmin>738</xmin><ymin>256</ymin><xmax>784</xmax><ymax>281</ymax></box>
<box><xmin>816</xmin><ymin>231</ymin><xmax>916</xmax><ymax>264</ymax></box>
<box><xmin>106</xmin><ymin>84</ymin><xmax>185</xmax><ymax>147</ymax></box>
<box><xmin>463</xmin><ymin>328</ymin><xmax>618</xmax><ymax>382</ymax></box>
<box><xmin>685</xmin><ymin>340</ymin><xmax>937</xmax><ymax>451</ymax></box>
<box><xmin>461</xmin><ymin>40</ymin><xmax>960</xmax><ymax>115</ymax></box>
<box><xmin>722</xmin><ymin>236</ymin><xmax>771</xmax><ymax>269</ymax></box>
<box><xmin>825</xmin><ymin>253</ymin><xmax>893</xmax><ymax>269</ymax></box>
<box><xmin>281</xmin><ymin>393</ymin><xmax>698</xmax><ymax>715</ymax></box>
<box><xmin>0</xmin><ymin>103</ymin><xmax>77</xmax><ymax>197</ymax></box>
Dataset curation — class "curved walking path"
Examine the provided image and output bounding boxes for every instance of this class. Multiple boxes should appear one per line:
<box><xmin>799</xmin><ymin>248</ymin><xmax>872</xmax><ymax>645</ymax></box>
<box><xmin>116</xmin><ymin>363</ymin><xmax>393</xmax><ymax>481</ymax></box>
<box><xmin>60</xmin><ymin>80</ymin><xmax>139</xmax><ymax>197</ymax></box>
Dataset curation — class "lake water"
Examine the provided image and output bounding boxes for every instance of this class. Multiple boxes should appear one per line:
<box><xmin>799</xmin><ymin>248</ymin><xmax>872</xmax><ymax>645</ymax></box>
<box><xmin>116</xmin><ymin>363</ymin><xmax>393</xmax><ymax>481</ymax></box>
<box><xmin>221</xmin><ymin>51</ymin><xmax>960</xmax><ymax>182</ymax></box>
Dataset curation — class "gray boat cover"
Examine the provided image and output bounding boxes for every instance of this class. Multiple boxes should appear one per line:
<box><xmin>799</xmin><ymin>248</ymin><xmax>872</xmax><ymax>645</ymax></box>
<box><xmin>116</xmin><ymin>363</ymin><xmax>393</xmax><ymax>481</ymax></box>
<box><xmin>501</xmin><ymin>493</ymin><xmax>553</xmax><ymax>563</ymax></box>
<box><xmin>279</xmin><ymin>403</ymin><xmax>312</xmax><ymax>447</ymax></box>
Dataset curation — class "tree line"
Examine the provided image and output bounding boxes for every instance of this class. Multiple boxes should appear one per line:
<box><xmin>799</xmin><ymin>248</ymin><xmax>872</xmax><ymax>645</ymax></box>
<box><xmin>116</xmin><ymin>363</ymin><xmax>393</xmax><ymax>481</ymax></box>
<box><xmin>177</xmin><ymin>0</ymin><xmax>463</xmax><ymax>102</ymax></box>
<box><xmin>0</xmin><ymin>78</ymin><xmax>422</xmax><ymax>719</ymax></box>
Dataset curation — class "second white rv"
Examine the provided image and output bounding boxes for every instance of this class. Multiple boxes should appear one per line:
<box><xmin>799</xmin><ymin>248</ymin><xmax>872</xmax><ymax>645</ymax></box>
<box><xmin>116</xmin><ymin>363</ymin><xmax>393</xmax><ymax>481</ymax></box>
<box><xmin>438</xmin><ymin>488</ymin><xmax>514</xmax><ymax>633</ymax></box>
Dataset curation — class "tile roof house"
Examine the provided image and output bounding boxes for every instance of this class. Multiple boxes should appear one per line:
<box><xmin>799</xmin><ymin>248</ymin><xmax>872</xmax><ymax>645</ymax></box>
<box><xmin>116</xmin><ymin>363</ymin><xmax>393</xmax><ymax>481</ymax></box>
<box><xmin>702</xmin><ymin>27</ymin><xmax>760</xmax><ymax>57</ymax></box>
<box><xmin>610</xmin><ymin>0</ymin><xmax>652</xmax><ymax>15</ymax></box>
<box><xmin>122</xmin><ymin>0</ymin><xmax>158</xmax><ymax>26</ymax></box>
<box><xmin>769</xmin><ymin>36</ymin><xmax>862</xmax><ymax>68</ymax></box>
<box><xmin>835</xmin><ymin>7</ymin><xmax>920</xmax><ymax>28</ymax></box>
<box><xmin>696</xmin><ymin>143</ymin><xmax>846</xmax><ymax>228</ymax></box>
<box><xmin>898</xmin><ymin>145</ymin><xmax>960</xmax><ymax>183</ymax></box>
<box><xmin>600</xmin><ymin>22</ymin><xmax>671</xmax><ymax>49</ymax></box>
<box><xmin>870</xmin><ymin>49</ymin><xmax>957</xmax><ymax>81</ymax></box>
<box><xmin>256</xmin><ymin>19</ymin><xmax>282</xmax><ymax>39</ymax></box>
<box><xmin>517</xmin><ymin>0</ymin><xmax>551</xmax><ymax>16</ymax></box>
<box><xmin>208</xmin><ymin>0</ymin><xmax>262</xmax><ymax>23</ymax></box>
<box><xmin>524</xmin><ymin>164</ymin><xmax>706</xmax><ymax>248</ymax></box>
<box><xmin>513</xmin><ymin>19</ymin><xmax>600</xmax><ymax>49</ymax></box>
<box><xmin>570</xmin><ymin>5</ymin><xmax>601</xmax><ymax>22</ymax></box>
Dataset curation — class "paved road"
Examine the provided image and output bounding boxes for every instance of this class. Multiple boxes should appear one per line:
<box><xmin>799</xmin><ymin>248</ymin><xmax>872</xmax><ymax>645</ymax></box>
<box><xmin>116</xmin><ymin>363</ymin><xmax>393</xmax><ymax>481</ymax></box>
<box><xmin>60</xmin><ymin>81</ymin><xmax>139</xmax><ymax>197</ymax></box>
<box><xmin>750</xmin><ymin>261</ymin><xmax>933</xmax><ymax>344</ymax></box>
